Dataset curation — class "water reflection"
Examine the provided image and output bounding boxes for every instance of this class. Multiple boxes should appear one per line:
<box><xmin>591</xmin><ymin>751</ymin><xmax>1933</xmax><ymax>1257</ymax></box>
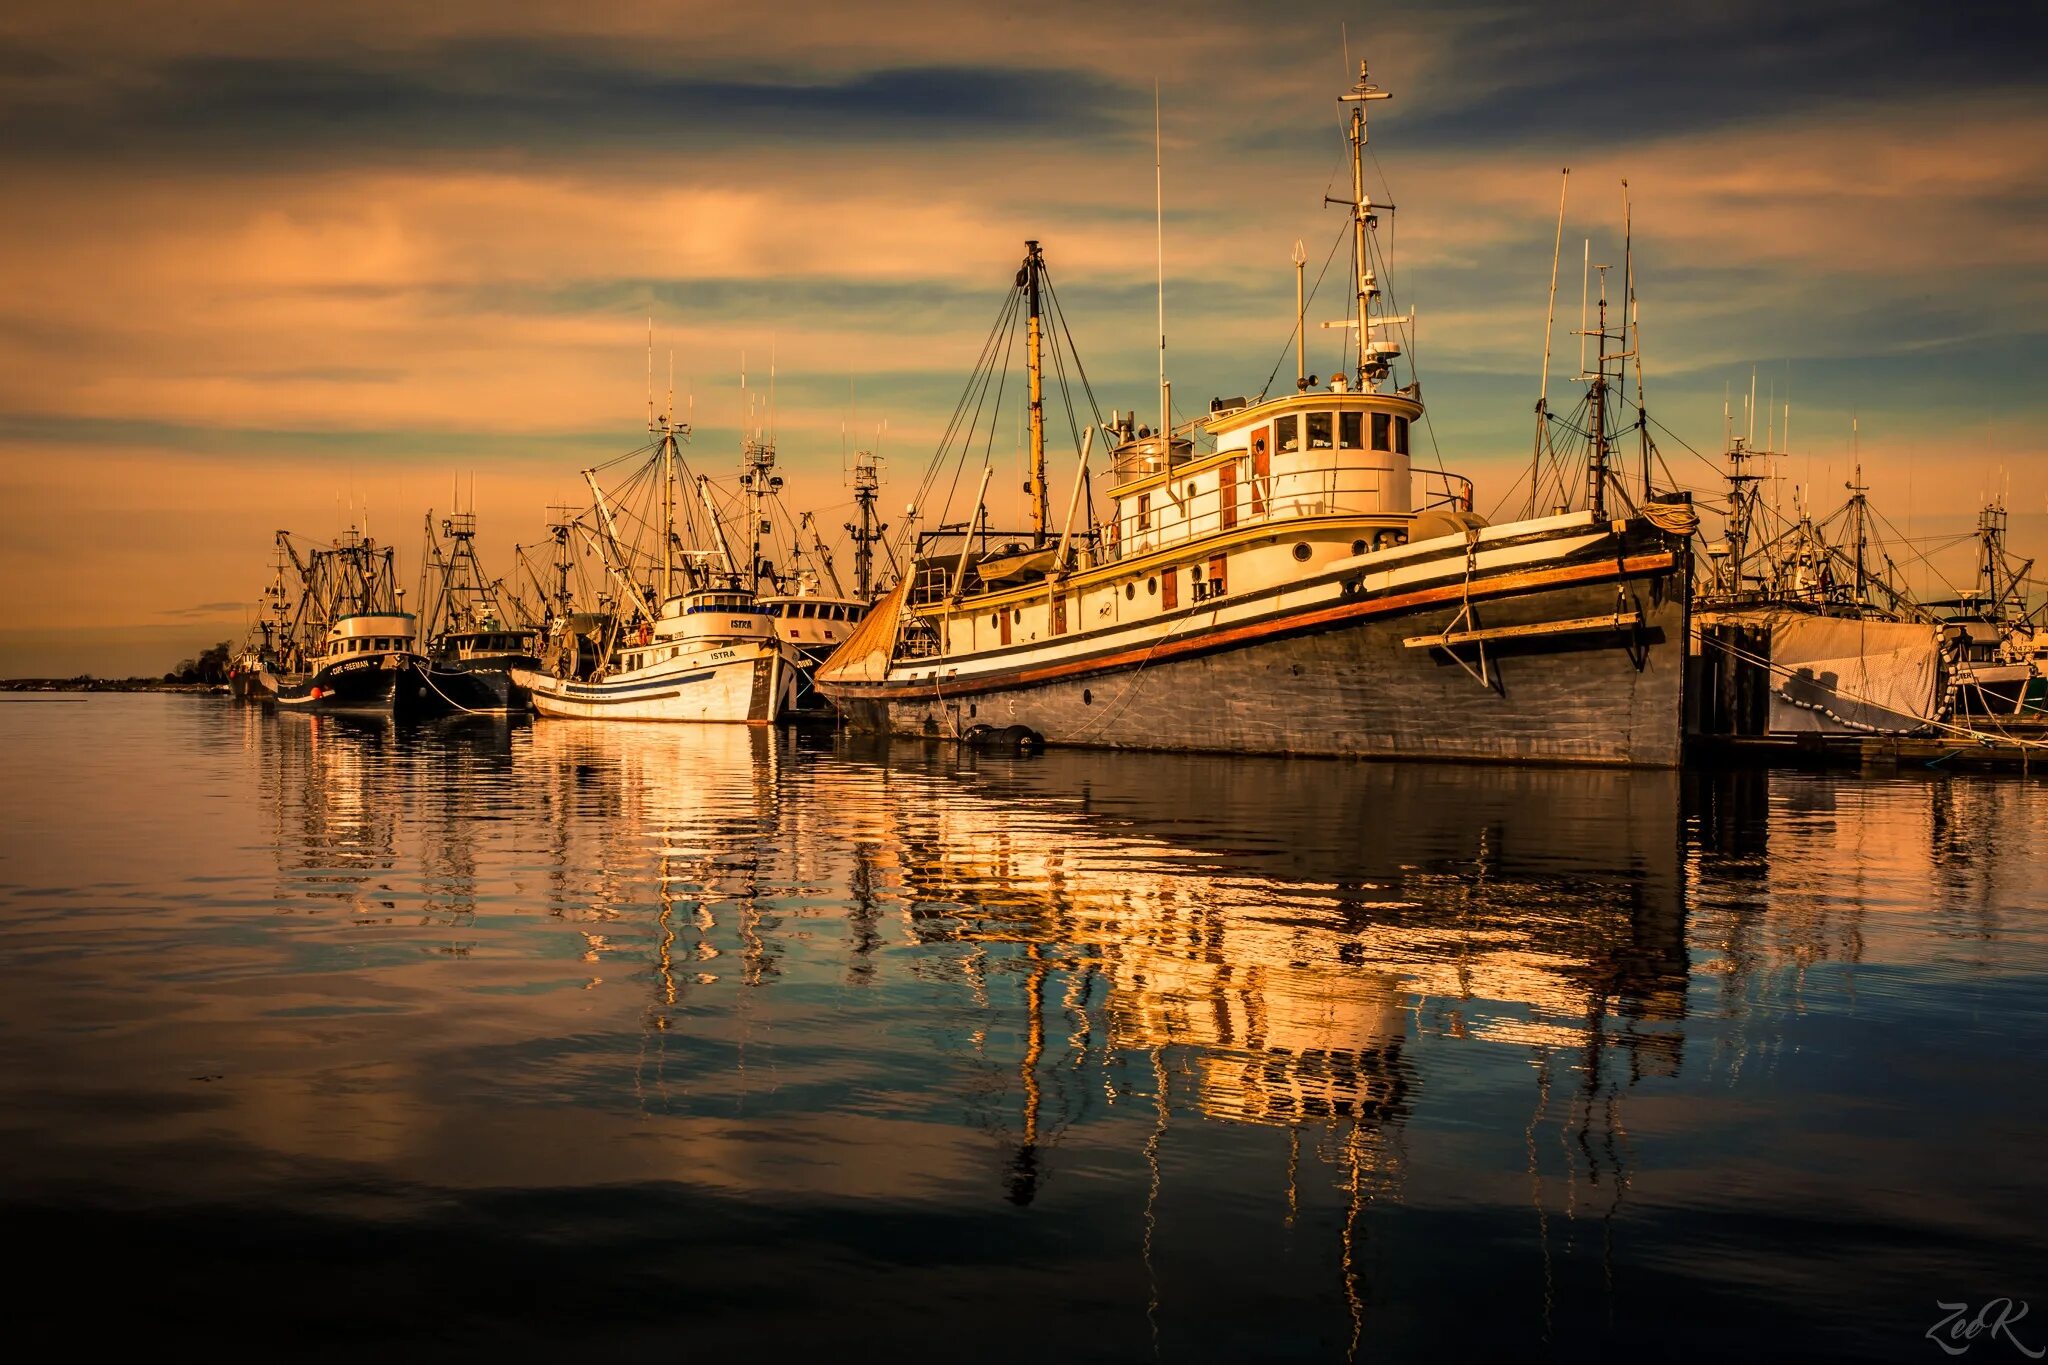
<box><xmin>3</xmin><ymin>696</ymin><xmax>2042</xmax><ymax>1360</ymax></box>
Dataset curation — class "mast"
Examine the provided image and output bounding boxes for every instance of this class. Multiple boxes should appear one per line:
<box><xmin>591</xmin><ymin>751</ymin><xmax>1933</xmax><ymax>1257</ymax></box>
<box><xmin>1024</xmin><ymin>241</ymin><xmax>1049</xmax><ymax>545</ymax></box>
<box><xmin>740</xmin><ymin>435</ymin><xmax>779</xmax><ymax>592</ymax></box>
<box><xmin>1586</xmin><ymin>267</ymin><xmax>1610</xmax><ymax>519</ymax></box>
<box><xmin>845</xmin><ymin>451</ymin><xmax>887</xmax><ymax>599</ymax></box>
<box><xmin>1154</xmin><ymin>85</ymin><xmax>1169</xmax><ymax>440</ymax></box>
<box><xmin>1848</xmin><ymin>454</ymin><xmax>1869</xmax><ymax>606</ymax></box>
<box><xmin>1337</xmin><ymin>61</ymin><xmax>1396</xmax><ymax>390</ymax></box>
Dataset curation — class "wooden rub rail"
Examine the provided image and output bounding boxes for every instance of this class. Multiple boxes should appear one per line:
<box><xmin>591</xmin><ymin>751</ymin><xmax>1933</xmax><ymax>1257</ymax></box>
<box><xmin>1403</xmin><ymin>610</ymin><xmax>1642</xmax><ymax>651</ymax></box>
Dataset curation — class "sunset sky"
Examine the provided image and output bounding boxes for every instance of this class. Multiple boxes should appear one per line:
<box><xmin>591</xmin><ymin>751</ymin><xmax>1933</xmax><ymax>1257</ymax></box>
<box><xmin>2</xmin><ymin>0</ymin><xmax>2043</xmax><ymax>675</ymax></box>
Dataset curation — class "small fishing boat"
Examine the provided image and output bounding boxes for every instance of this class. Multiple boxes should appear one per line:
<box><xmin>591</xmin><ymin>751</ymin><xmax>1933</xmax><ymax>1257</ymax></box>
<box><xmin>264</xmin><ymin>611</ymin><xmax>427</xmax><ymax>715</ymax></box>
<box><xmin>510</xmin><ymin>399</ymin><xmax>798</xmax><ymax>725</ymax></box>
<box><xmin>515</xmin><ymin>587</ymin><xmax>791</xmax><ymax>723</ymax></box>
<box><xmin>409</xmin><ymin>509</ymin><xmax>540</xmax><ymax>714</ymax></box>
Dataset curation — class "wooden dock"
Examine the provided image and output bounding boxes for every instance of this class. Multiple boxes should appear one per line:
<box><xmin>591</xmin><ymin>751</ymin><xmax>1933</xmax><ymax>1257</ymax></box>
<box><xmin>1694</xmin><ymin>722</ymin><xmax>2048</xmax><ymax>774</ymax></box>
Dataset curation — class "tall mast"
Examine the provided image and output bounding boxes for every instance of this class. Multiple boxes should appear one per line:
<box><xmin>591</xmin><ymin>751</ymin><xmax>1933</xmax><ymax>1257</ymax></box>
<box><xmin>1024</xmin><ymin>240</ymin><xmax>1049</xmax><ymax>545</ymax></box>
<box><xmin>1586</xmin><ymin>266</ymin><xmax>1610</xmax><ymax>519</ymax></box>
<box><xmin>1154</xmin><ymin>85</ymin><xmax>1169</xmax><ymax>439</ymax></box>
<box><xmin>845</xmin><ymin>451</ymin><xmax>886</xmax><ymax>599</ymax></box>
<box><xmin>1338</xmin><ymin>61</ymin><xmax>1391</xmax><ymax>389</ymax></box>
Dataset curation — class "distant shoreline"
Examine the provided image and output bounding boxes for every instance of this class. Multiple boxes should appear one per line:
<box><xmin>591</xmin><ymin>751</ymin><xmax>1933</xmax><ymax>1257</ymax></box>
<box><xmin>0</xmin><ymin>679</ymin><xmax>228</xmax><ymax>694</ymax></box>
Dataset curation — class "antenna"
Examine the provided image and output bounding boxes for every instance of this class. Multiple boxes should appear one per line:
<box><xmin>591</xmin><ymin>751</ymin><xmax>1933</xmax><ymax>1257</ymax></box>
<box><xmin>1293</xmin><ymin>239</ymin><xmax>1308</xmax><ymax>391</ymax></box>
<box><xmin>1154</xmin><ymin>80</ymin><xmax>1168</xmax><ymax>437</ymax></box>
<box><xmin>1539</xmin><ymin>169</ymin><xmax>1568</xmax><ymax>412</ymax></box>
<box><xmin>1531</xmin><ymin>167</ymin><xmax>1569</xmax><ymax>513</ymax></box>
<box><xmin>646</xmin><ymin>317</ymin><xmax>654</xmax><ymax>428</ymax></box>
<box><xmin>1577</xmin><ymin>239</ymin><xmax>1589</xmax><ymax>376</ymax></box>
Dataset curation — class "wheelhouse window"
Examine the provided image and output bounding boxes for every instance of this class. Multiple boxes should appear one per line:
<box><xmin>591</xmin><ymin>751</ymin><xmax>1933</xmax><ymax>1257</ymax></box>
<box><xmin>1137</xmin><ymin>493</ymin><xmax>1151</xmax><ymax>530</ymax></box>
<box><xmin>1307</xmin><ymin>412</ymin><xmax>1333</xmax><ymax>450</ymax></box>
<box><xmin>1276</xmin><ymin>414</ymin><xmax>1300</xmax><ymax>453</ymax></box>
<box><xmin>1340</xmin><ymin>412</ymin><xmax>1364</xmax><ymax>449</ymax></box>
<box><xmin>1371</xmin><ymin>412</ymin><xmax>1392</xmax><ymax>451</ymax></box>
<box><xmin>1395</xmin><ymin>415</ymin><xmax>1410</xmax><ymax>456</ymax></box>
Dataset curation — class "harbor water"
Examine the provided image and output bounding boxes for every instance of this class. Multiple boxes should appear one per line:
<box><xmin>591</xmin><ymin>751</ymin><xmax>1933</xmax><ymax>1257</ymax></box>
<box><xmin>2</xmin><ymin>694</ymin><xmax>2043</xmax><ymax>1360</ymax></box>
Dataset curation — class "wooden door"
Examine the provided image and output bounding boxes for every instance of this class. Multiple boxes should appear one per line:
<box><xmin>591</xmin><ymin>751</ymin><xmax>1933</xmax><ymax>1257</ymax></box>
<box><xmin>1161</xmin><ymin>567</ymin><xmax>1177</xmax><ymax>610</ymax></box>
<box><xmin>1220</xmin><ymin>461</ymin><xmax>1238</xmax><ymax>530</ymax></box>
<box><xmin>1000</xmin><ymin>610</ymin><xmax>1012</xmax><ymax>646</ymax></box>
<box><xmin>1250</xmin><ymin>428</ymin><xmax>1270</xmax><ymax>514</ymax></box>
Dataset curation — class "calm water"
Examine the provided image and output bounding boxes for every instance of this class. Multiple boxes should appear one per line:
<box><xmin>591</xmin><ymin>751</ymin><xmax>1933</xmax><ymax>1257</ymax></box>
<box><xmin>2</xmin><ymin>694</ymin><xmax>2044</xmax><ymax>1361</ymax></box>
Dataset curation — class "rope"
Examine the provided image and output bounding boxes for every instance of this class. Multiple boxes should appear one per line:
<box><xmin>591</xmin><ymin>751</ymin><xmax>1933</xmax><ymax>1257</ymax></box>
<box><xmin>1642</xmin><ymin>501</ymin><xmax>1700</xmax><ymax>535</ymax></box>
<box><xmin>413</xmin><ymin>662</ymin><xmax>499</xmax><ymax>716</ymax></box>
<box><xmin>1699</xmin><ymin>630</ymin><xmax>2048</xmax><ymax>750</ymax></box>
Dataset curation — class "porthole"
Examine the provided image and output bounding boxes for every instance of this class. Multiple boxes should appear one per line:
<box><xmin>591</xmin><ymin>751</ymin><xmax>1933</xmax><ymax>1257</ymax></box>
<box><xmin>969</xmin><ymin>703</ymin><xmax>977</xmax><ymax>718</ymax></box>
<box><xmin>1351</xmin><ymin>538</ymin><xmax>1367</xmax><ymax>556</ymax></box>
<box><xmin>991</xmin><ymin>613</ymin><xmax>1000</xmax><ymax>627</ymax></box>
<box><xmin>1147</xmin><ymin>577</ymin><xmax>1158</xmax><ymax>595</ymax></box>
<box><xmin>1292</xmin><ymin>543</ymin><xmax>1313</xmax><ymax>562</ymax></box>
<box><xmin>1012</xmin><ymin>608</ymin><xmax>1022</xmax><ymax>623</ymax></box>
<box><xmin>1186</xmin><ymin>482</ymin><xmax>1199</xmax><ymax>499</ymax></box>
<box><xmin>1125</xmin><ymin>583</ymin><xmax>1136</xmax><ymax>600</ymax></box>
<box><xmin>1191</xmin><ymin>565</ymin><xmax>1203</xmax><ymax>582</ymax></box>
<box><xmin>1083</xmin><ymin>688</ymin><xmax>1094</xmax><ymax>705</ymax></box>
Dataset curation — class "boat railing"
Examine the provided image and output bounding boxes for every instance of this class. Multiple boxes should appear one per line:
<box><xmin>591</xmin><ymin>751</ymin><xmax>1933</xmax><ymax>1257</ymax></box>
<box><xmin>1101</xmin><ymin>461</ymin><xmax>1411</xmax><ymax>564</ymax></box>
<box><xmin>1415</xmin><ymin>469</ymin><xmax>1476</xmax><ymax>513</ymax></box>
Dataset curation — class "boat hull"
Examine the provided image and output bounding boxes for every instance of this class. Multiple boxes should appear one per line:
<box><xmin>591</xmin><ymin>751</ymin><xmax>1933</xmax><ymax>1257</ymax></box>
<box><xmin>267</xmin><ymin>656</ymin><xmax>410</xmax><ymax>715</ymax></box>
<box><xmin>408</xmin><ymin>656</ymin><xmax>538</xmax><ymax>715</ymax></box>
<box><xmin>824</xmin><ymin>516</ymin><xmax>1690</xmax><ymax>766</ymax></box>
<box><xmin>513</xmin><ymin>643</ymin><xmax>789</xmax><ymax>724</ymax></box>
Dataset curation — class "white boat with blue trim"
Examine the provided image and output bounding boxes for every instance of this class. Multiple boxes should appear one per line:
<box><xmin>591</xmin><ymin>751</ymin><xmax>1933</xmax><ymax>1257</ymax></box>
<box><xmin>513</xmin><ymin>587</ymin><xmax>791</xmax><ymax>723</ymax></box>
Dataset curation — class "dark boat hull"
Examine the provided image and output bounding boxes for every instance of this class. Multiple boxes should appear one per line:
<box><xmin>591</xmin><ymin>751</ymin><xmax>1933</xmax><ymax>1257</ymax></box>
<box><xmin>407</xmin><ymin>655</ymin><xmax>538</xmax><ymax>715</ymax></box>
<box><xmin>270</xmin><ymin>657</ymin><xmax>407</xmax><ymax>714</ymax></box>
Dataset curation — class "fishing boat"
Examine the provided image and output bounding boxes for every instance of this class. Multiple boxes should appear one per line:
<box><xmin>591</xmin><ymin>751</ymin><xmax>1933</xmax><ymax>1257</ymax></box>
<box><xmin>817</xmin><ymin>62</ymin><xmax>1695</xmax><ymax>766</ymax></box>
<box><xmin>258</xmin><ymin>528</ymin><xmax>430</xmax><ymax>715</ymax></box>
<box><xmin>409</xmin><ymin>508</ymin><xmax>540</xmax><ymax>715</ymax></box>
<box><xmin>265</xmin><ymin>610</ymin><xmax>426</xmax><ymax>714</ymax></box>
<box><xmin>511</xmin><ymin>404</ymin><xmax>797</xmax><ymax>724</ymax></box>
<box><xmin>1933</xmin><ymin>501</ymin><xmax>2045</xmax><ymax>718</ymax></box>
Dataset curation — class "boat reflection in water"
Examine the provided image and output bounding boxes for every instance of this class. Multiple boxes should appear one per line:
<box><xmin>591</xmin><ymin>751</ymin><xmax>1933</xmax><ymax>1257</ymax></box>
<box><xmin>502</xmin><ymin>720</ymin><xmax>1689</xmax><ymax>1354</ymax></box>
<box><xmin>15</xmin><ymin>696</ymin><xmax>2039</xmax><ymax>1358</ymax></box>
<box><xmin>857</xmin><ymin>744</ymin><xmax>1686</xmax><ymax>1254</ymax></box>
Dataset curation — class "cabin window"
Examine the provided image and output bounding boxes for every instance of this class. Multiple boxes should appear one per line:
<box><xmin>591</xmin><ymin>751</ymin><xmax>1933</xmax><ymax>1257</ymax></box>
<box><xmin>1395</xmin><ymin>415</ymin><xmax>1411</xmax><ymax>455</ymax></box>
<box><xmin>1340</xmin><ymin>412</ymin><xmax>1364</xmax><ymax>449</ymax></box>
<box><xmin>1371</xmin><ymin>412</ymin><xmax>1392</xmax><ymax>451</ymax></box>
<box><xmin>1137</xmin><ymin>493</ymin><xmax>1151</xmax><ymax>530</ymax></box>
<box><xmin>1276</xmin><ymin>414</ymin><xmax>1300</xmax><ymax>453</ymax></box>
<box><xmin>1307</xmin><ymin>412</ymin><xmax>1333</xmax><ymax>449</ymax></box>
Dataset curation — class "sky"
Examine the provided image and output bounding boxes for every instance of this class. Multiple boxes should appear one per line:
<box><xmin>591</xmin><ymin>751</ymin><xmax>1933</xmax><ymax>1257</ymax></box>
<box><xmin>2</xmin><ymin>0</ymin><xmax>2044</xmax><ymax>675</ymax></box>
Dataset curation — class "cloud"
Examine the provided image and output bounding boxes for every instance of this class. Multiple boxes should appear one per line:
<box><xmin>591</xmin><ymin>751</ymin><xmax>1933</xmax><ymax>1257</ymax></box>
<box><xmin>0</xmin><ymin>39</ymin><xmax>1144</xmax><ymax>163</ymax></box>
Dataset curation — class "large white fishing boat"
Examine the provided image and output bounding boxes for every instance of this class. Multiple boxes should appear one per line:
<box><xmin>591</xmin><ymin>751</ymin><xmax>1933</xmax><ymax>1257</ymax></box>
<box><xmin>511</xmin><ymin>403</ymin><xmax>797</xmax><ymax>725</ymax></box>
<box><xmin>817</xmin><ymin>62</ymin><xmax>1695</xmax><ymax>766</ymax></box>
